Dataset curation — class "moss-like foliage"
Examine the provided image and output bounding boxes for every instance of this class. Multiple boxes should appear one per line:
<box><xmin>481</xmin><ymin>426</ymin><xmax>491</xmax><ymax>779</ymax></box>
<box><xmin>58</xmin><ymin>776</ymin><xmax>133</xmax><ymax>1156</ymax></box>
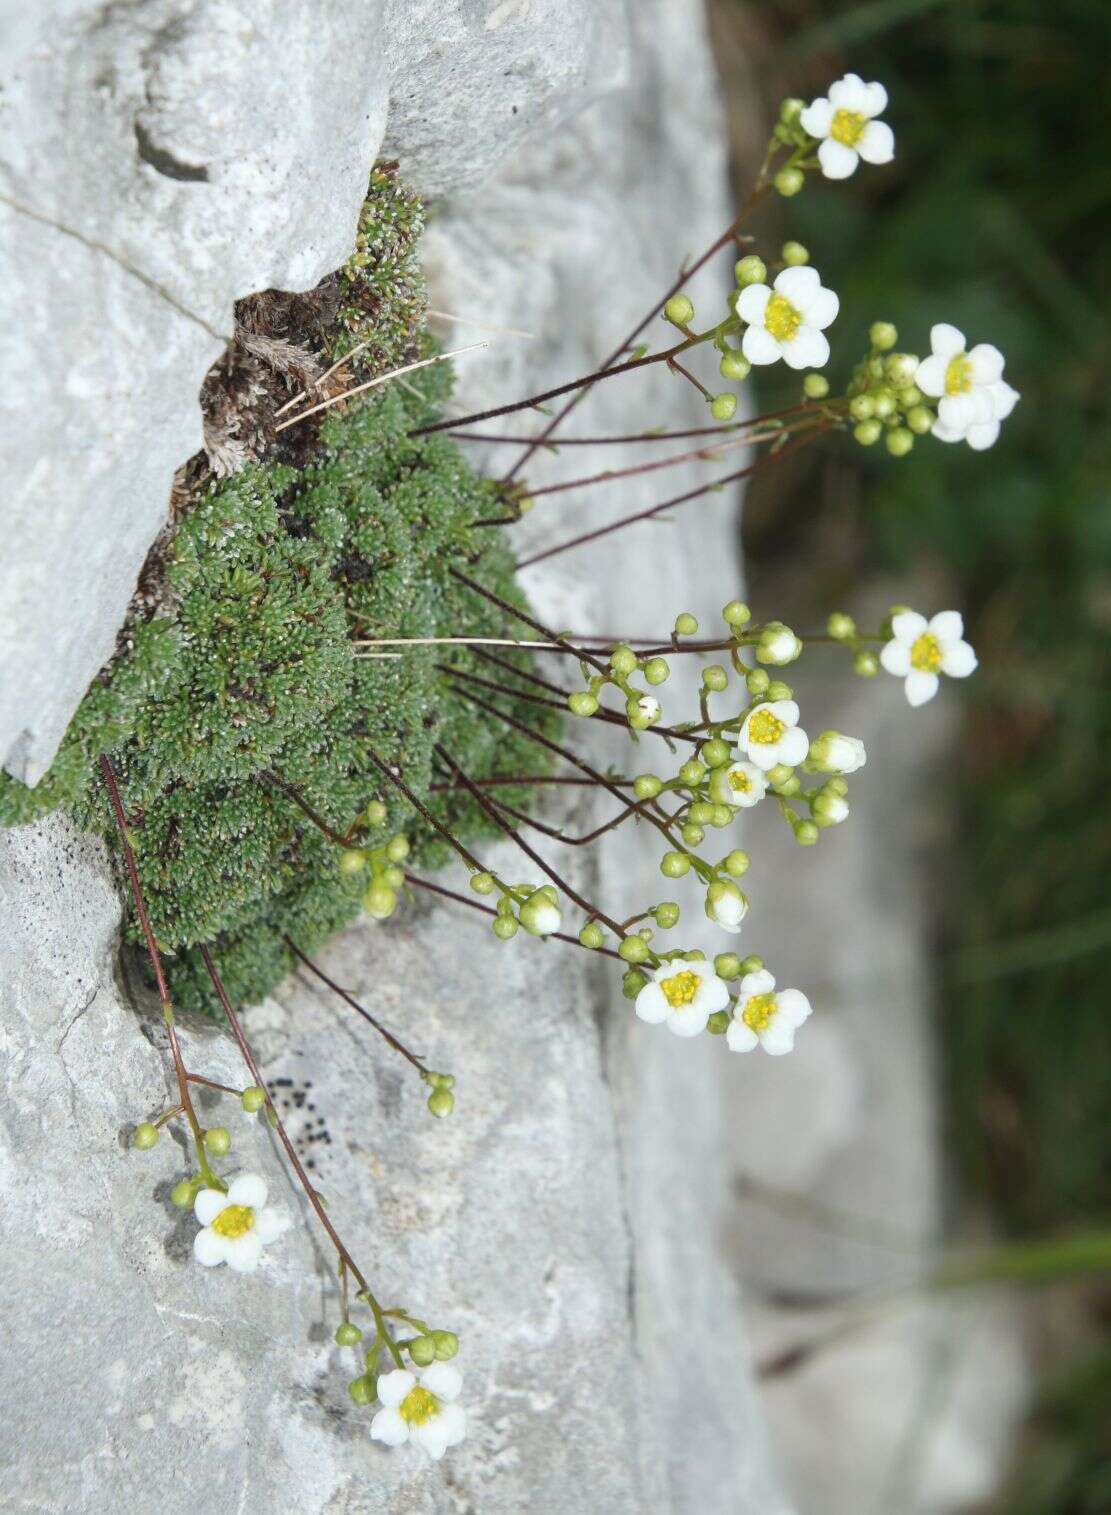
<box><xmin>0</xmin><ymin>169</ymin><xmax>555</xmax><ymax>1014</ymax></box>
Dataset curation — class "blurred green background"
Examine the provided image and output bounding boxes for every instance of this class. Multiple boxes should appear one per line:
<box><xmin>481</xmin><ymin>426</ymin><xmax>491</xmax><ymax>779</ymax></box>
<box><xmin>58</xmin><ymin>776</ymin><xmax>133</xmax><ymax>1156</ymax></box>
<box><xmin>707</xmin><ymin>2</ymin><xmax>1111</xmax><ymax>1508</ymax></box>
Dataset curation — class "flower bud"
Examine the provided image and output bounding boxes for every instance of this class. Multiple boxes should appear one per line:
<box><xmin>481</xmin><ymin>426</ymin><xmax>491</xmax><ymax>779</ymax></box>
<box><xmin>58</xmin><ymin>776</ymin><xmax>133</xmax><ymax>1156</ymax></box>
<box><xmin>719</xmin><ymin>350</ymin><xmax>751</xmax><ymax>382</ymax></box>
<box><xmin>850</xmin><ymin>394</ymin><xmax>875</xmax><ymax>421</ymax></box>
<box><xmin>335</xmin><ymin>1323</ymin><xmax>363</xmax><ymax>1346</ymax></box>
<box><xmin>633</xmin><ymin>773</ymin><xmax>663</xmax><ymax>800</ymax></box>
<box><xmin>782</xmin><ymin>240</ymin><xmax>809</xmax><ymax>266</ymax></box>
<box><xmin>679</xmin><ymin>759</ymin><xmax>707</xmax><ymax>786</ymax></box>
<box><xmin>664</xmin><ymin>294</ymin><xmax>695</xmax><ymax>326</ymax></box>
<box><xmin>386</xmin><ymin>834</ymin><xmax>410</xmax><ymax>863</ymax></box>
<box><xmin>660</xmin><ymin>851</ymin><xmax>691</xmax><ymax>879</ymax></box>
<box><xmin>705</xmin><ymin>881</ymin><xmax>748</xmax><ymax>934</ymax></box>
<box><xmin>714</xmin><ymin>952</ymin><xmax>743</xmax><ymax>979</ymax></box>
<box><xmin>674</xmin><ymin>612</ymin><xmax>699</xmax><ymax>636</ymax></box>
<box><xmin>871</xmin><ymin>389</ymin><xmax>897</xmax><ymax>420</ymax></box>
<box><xmin>853</xmin><ymin>649</ymin><xmax>880</xmax><ymax>678</ymax></box>
<box><xmin>812</xmin><ymin>790</ymin><xmax>850</xmax><ymax>826</ymax></box>
<box><xmin>618</xmin><ymin>935</ymin><xmax>650</xmax><ymax>965</ymax></box>
<box><xmin>739</xmin><ymin>954</ymin><xmax>764</xmax><ymax>975</ymax></box>
<box><xmin>132</xmin><ymin>1122</ymin><xmax>159</xmax><ymax>1150</ymax></box>
<box><xmin>680</xmin><ymin>822</ymin><xmax>705</xmax><ymax>847</ymax></box>
<box><xmin>766</xmin><ymin>764</ymin><xmax>795</xmax><ymax>787</ymax></box>
<box><xmin>795</xmin><ymin>819</ymin><xmax>820</xmax><ymax>846</ymax></box>
<box><xmin>364</xmin><ymin>800</ymin><xmax>388</xmax><ymax>827</ymax></box>
<box><xmin>701</xmin><ymin>737</ymin><xmax>731</xmax><ymax>768</ymax></box>
<box><xmin>689</xmin><ymin>801</ymin><xmax>714</xmax><ymax>825</ymax></box>
<box><xmin>779</xmin><ymin>97</ymin><xmax>805</xmax><ymax>125</ymax></box>
<box><xmin>885</xmin><ymin>427</ymin><xmax>914</xmax><ymax>457</ymax></box>
<box><xmin>203</xmin><ymin>1126</ymin><xmax>231</xmax><ymax>1157</ymax></box>
<box><xmin>707</xmin><ymin>1010</ymin><xmax>731</xmax><ymax>1035</ymax></box>
<box><xmin>722</xmin><ymin>599</ymin><xmax>751</xmax><ymax>628</ymax></box>
<box><xmin>241</xmin><ymin>1086</ymin><xmax>266</xmax><ymax>1114</ymax></box>
<box><xmin>408</xmin><ymin>1335</ymin><xmax>438</xmax><ymax>1367</ymax></box>
<box><xmin>654</xmin><ymin>901</ymin><xmax>681</xmax><ymax>930</ymax></box>
<box><xmin>723</xmin><ymin>849</ymin><xmax>750</xmax><ymax>877</ymax></box>
<box><xmin>470</xmin><ymin>871</ymin><xmax>496</xmax><ymax>895</ymax></box>
<box><xmin>644</xmin><ymin>656</ymin><xmax>670</xmax><ymax>686</ymax></box>
<box><xmin>171</xmin><ymin>1178</ymin><xmax>201</xmax><ymax>1208</ymax></box>
<box><xmin>363</xmin><ymin>884</ymin><xmax>397</xmax><ymax>920</ymax></box>
<box><xmin>746</xmin><ymin>667</ymin><xmax>770</xmax><ymax>696</ymax></box>
<box><xmin>381</xmin><ymin>864</ymin><xmax>405</xmax><ymax>890</ymax></box>
<box><xmin>432</xmin><ymin>1331</ymin><xmax>460</xmax><ymax>1361</ymax></box>
<box><xmin>826</xmin><ymin>612</ymin><xmax>856</xmax><ymax>641</ymax></box>
<box><xmin>808</xmin><ymin>730</ymin><xmax>867</xmax><ymax>775</ymax></box>
<box><xmin>766</xmin><ymin>680</ymin><xmax>793</xmax><ymax>701</ymax></box>
<box><xmin>493</xmin><ymin>915</ymin><xmax>519</xmax><ymax>940</ymax></box>
<box><xmin>710</xmin><ymin>393</ymin><xmax>737</xmax><ymax>421</ymax></box>
<box><xmin>756</xmin><ymin>622</ymin><xmax>802</xmax><ymax>666</ymax></box>
<box><xmin>702</xmin><ymin>664</ymin><xmax>729</xmax><ymax>692</ymax></box>
<box><xmin>734</xmin><ymin>255</ymin><xmax>767</xmax><ymax>287</ymax></box>
<box><xmin>906</xmin><ymin>405</ymin><xmax>934</xmax><ymax>436</ymax></box>
<box><xmin>869</xmin><ymin>321</ymin><xmax>898</xmax><ymax>351</ymax></box>
<box><xmin>579</xmin><ymin>921</ymin><xmax>605</xmax><ymax>950</ymax></box>
<box><xmin>568</xmin><ymin>691</ymin><xmax>599</xmax><ymax>717</ymax></box>
<box><xmin>803</xmin><ymin>373</ymin><xmax>829</xmax><ymax>399</ymax></box>
<box><xmin>520</xmin><ymin>889</ymin><xmax>561</xmax><ymax>938</ymax></box>
<box><xmin>774</xmin><ymin>167</ymin><xmax>805</xmax><ymax>197</ymax></box>
<box><xmin>610</xmin><ymin>643</ymin><xmax>639</xmax><ymax>675</ymax></box>
<box><xmin>622</xmin><ymin>968</ymin><xmax>649</xmax><ymax>999</ymax></box>
<box><xmin>427</xmin><ymin>1086</ymin><xmax>455</xmax><ymax>1118</ymax></box>
<box><xmin>348</xmin><ymin>1376</ymin><xmax>374</xmax><ymax>1406</ymax></box>
<box><xmin>339</xmin><ymin>849</ymin><xmax>367</xmax><ymax>876</ymax></box>
<box><xmin>885</xmin><ymin>352</ymin><xmax>918</xmax><ymax>387</ymax></box>
<box><xmin>853</xmin><ymin>419</ymin><xmax>882</xmax><ymax>446</ymax></box>
<box><xmin>627</xmin><ymin>694</ymin><xmax>661</xmax><ymax>727</ymax></box>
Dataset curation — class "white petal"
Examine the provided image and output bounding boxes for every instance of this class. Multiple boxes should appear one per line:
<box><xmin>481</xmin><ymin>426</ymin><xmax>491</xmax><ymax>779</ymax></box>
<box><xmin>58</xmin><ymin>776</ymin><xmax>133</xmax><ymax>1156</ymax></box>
<box><xmin>760</xmin><ymin>1022</ymin><xmax>797</xmax><ymax>1056</ymax></box>
<box><xmin>968</xmin><ymin>343</ymin><xmax>1004</xmax><ymax>384</ymax></box>
<box><xmin>227</xmin><ymin>1173</ymin><xmax>268</xmax><ymax>1210</ymax></box>
<box><xmin>411</xmin><ymin>1420</ymin><xmax>449</xmax><ymax>1459</ymax></box>
<box><xmin>880</xmin><ymin>639</ymin><xmax>911</xmax><ymax>677</ymax></box>
<box><xmin>437</xmin><ymin>1403</ymin><xmax>467</xmax><ymax>1447</ymax></box>
<box><xmin>781</xmin><ymin>326</ymin><xmax>830</xmax><ymax>371</ymax></box>
<box><xmin>735</xmin><ymin>283</ymin><xmax>771</xmax><ymax>325</ymax></box>
<box><xmin>857</xmin><ymin>119</ymin><xmax>894</xmax><ymax>164</ymax></box>
<box><xmin>915</xmin><ymin>353</ymin><xmax>947</xmax><ymax>398</ymax></box>
<box><xmin>370</xmin><ymin>1407</ymin><xmax>409</xmax><ymax>1447</ymax></box>
<box><xmin>890</xmin><ymin>610</ymin><xmax>927</xmax><ymax>643</ymax></box>
<box><xmin>742</xmin><ymin>323</ymin><xmax>781</xmax><ymax>366</ymax></box>
<box><xmin>829</xmin><ymin>73</ymin><xmax>869</xmax><ymax>113</ymax></box>
<box><xmin>767</xmin><ymin>699</ymin><xmax>800</xmax><ymax>726</ymax></box>
<box><xmin>776</xmin><ymin>727</ymin><xmax>810</xmax><ymax>767</ymax></box>
<box><xmin>939</xmin><ymin>390</ymin><xmax>991</xmax><ymax>432</ymax></box>
<box><xmin>905</xmin><ymin>670</ymin><xmax>939</xmax><ymax>706</ymax></box>
<box><xmin>667</xmin><ymin>1003</ymin><xmax>710</xmax><ymax>1038</ymax></box>
<box><xmin>818</xmin><ymin>138</ymin><xmax>859</xmax><ymax>180</ymax></box>
<box><xmin>802</xmin><ymin>287</ymin><xmax>839</xmax><ymax>331</ymax></box>
<box><xmin>194</xmin><ymin>1188</ymin><xmax>229</xmax><ymax>1228</ymax></box>
<box><xmin>928</xmin><ymin>610</ymin><xmax>964</xmax><ymax>643</ymax></box>
<box><xmin>799</xmin><ymin>98</ymin><xmax>833</xmax><ymax>137</ymax></box>
<box><xmin>941</xmin><ymin>640</ymin><xmax>977</xmax><ymax>678</ymax></box>
<box><xmin>193</xmin><ymin>1227</ymin><xmax>230</xmax><ymax>1267</ymax></box>
<box><xmin>966</xmin><ymin>418</ymin><xmax>1001</xmax><ymax>451</ymax></box>
<box><xmin>746</xmin><ymin>744</ymin><xmax>780</xmax><ymax>772</ymax></box>
<box><xmin>930</xmin><ymin>322</ymin><xmax>966</xmax><ymax>358</ymax></box>
<box><xmin>254</xmin><ymin>1205</ymin><xmax>291</xmax><ymax>1244</ymax></box>
<box><xmin>726</xmin><ymin>1021</ymin><xmax>758</xmax><ymax>1054</ymax></box>
<box><xmin>929</xmin><ymin>416</ymin><xmax>965</xmax><ymax>444</ymax></box>
<box><xmin>774</xmin><ymin>265</ymin><xmax>820</xmax><ymax>302</ymax></box>
<box><xmin>699</xmin><ymin>975</ymin><xmax>731</xmax><ymax>1014</ymax></box>
<box><xmin>861</xmin><ymin>80</ymin><xmax>888</xmax><ymax>117</ymax></box>
<box><xmin>635</xmin><ymin>983</ymin><xmax>669</xmax><ymax>1025</ymax></box>
<box><xmin>420</xmin><ymin>1363</ymin><xmax>462</xmax><ymax>1402</ymax></box>
<box><xmin>775</xmin><ymin>989</ymin><xmax>813</xmax><ymax>1028</ymax></box>
<box><xmin>377</xmin><ymin>1369</ymin><xmax>416</xmax><ymax>1409</ymax></box>
<box><xmin>739</xmin><ymin>969</ymin><xmax>776</xmax><ymax>997</ymax></box>
<box><xmin>225</xmin><ymin>1231</ymin><xmax>263</xmax><ymax>1273</ymax></box>
<box><xmin>988</xmin><ymin>380</ymin><xmax>1019</xmax><ymax>419</ymax></box>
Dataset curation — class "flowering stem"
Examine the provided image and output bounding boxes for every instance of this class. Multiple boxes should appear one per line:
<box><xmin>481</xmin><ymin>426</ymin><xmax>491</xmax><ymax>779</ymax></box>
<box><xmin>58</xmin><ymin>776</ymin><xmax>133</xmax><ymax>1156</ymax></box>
<box><xmin>284</xmin><ymin>937</ymin><xmax>432</xmax><ymax>1076</ymax></box>
<box><xmin>405</xmin><ymin>872</ymin><xmax>624</xmax><ymax>961</ymax></box>
<box><xmin>447</xmin><ymin>568</ymin><xmax>611</xmax><ymax>678</ymax></box>
<box><xmin>364</xmin><ymin>749</ymin><xmax>486</xmax><ymax>874</ymax></box>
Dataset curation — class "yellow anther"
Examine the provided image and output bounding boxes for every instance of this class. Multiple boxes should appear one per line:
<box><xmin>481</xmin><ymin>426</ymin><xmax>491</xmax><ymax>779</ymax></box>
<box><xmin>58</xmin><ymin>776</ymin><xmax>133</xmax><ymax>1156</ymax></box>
<box><xmin>212</xmin><ymin>1204</ymin><xmax>255</xmax><ymax>1239</ymax></box>
<box><xmin>742</xmin><ymin>993</ymin><xmax>778</xmax><ymax>1033</ymax></box>
<box><xmin>830</xmin><ymin>108</ymin><xmax>867</xmax><ymax>147</ymax></box>
<box><xmin>661</xmin><ymin>970</ymin><xmax>700</xmax><ymax>1008</ymax></box>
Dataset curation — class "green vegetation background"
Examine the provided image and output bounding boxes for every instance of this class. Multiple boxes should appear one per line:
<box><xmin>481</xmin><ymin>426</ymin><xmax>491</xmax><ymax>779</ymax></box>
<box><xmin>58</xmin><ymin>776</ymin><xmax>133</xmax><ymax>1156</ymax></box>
<box><xmin>710</xmin><ymin>2</ymin><xmax>1110</xmax><ymax>1508</ymax></box>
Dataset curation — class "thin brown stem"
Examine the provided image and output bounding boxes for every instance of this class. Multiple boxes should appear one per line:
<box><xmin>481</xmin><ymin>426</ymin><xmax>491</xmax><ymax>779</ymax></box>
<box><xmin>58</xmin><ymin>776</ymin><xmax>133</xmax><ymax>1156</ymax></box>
<box><xmin>262</xmin><ymin>770</ymin><xmax>354</xmax><ymax>847</ymax></box>
<box><xmin>667</xmin><ymin>355</ymin><xmax>713</xmax><ymax>401</ymax></box>
<box><xmin>284</xmin><ymin>937</ymin><xmax>431</xmax><ymax>1075</ymax></box>
<box><xmin>447</xmin><ymin>568</ymin><xmax>611</xmax><ymax>678</ymax></box>
<box><xmin>364</xmin><ymin>749</ymin><xmax>485</xmax><ymax>873</ymax></box>
<box><xmin>519</xmin><ymin>426</ymin><xmax>793</xmax><ymax>502</ymax></box>
<box><xmin>405</xmin><ymin>873</ymin><xmax>624</xmax><ymax>962</ymax></box>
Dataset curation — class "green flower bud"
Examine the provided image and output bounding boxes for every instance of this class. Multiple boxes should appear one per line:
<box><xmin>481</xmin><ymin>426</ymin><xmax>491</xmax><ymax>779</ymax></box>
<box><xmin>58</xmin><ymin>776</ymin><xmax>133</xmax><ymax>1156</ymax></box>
<box><xmin>664</xmin><ymin>294</ymin><xmax>695</xmax><ymax>326</ymax></box>
<box><xmin>618</xmin><ymin>935</ymin><xmax>651</xmax><ymax>965</ymax></box>
<box><xmin>774</xmin><ymin>775</ymin><xmax>801</xmax><ymax>796</ymax></box>
<box><xmin>710</xmin><ymin>804</ymin><xmax>733</xmax><ymax>828</ymax></box>
<box><xmin>644</xmin><ymin>656</ymin><xmax>670</xmax><ymax>685</ymax></box>
<box><xmin>898</xmin><ymin>384</ymin><xmax>923</xmax><ymax>408</ymax></box>
<box><xmin>689</xmin><ymin>801</ymin><xmax>714</xmax><ymax>826</ymax></box>
<box><xmin>427</xmin><ymin>1086</ymin><xmax>455</xmax><ymax>1118</ymax></box>
<box><xmin>241</xmin><ymin>1086</ymin><xmax>266</xmax><ymax>1114</ymax></box>
<box><xmin>203</xmin><ymin>1126</ymin><xmax>231</xmax><ymax>1157</ymax></box>
<box><xmin>722</xmin><ymin>599</ymin><xmax>751</xmax><ymax>628</ymax></box>
<box><xmin>803</xmin><ymin>373</ymin><xmax>829</xmax><ymax>399</ymax></box>
<box><xmin>906</xmin><ymin>405</ymin><xmax>934</xmax><ymax>435</ymax></box>
<box><xmin>756</xmin><ymin>621</ymin><xmax>802</xmax><ymax>666</ymax></box>
<box><xmin>610</xmin><ymin>643</ymin><xmax>638</xmax><ymax>675</ymax></box>
<box><xmin>386</xmin><ymin>835</ymin><xmax>410</xmax><ymax>863</ymax></box>
<box><xmin>766</xmin><ymin>764</ymin><xmax>795</xmax><ymax>787</ymax></box>
<box><xmin>339</xmin><ymin>849</ymin><xmax>367</xmax><ymax>877</ymax></box>
<box><xmin>746</xmin><ymin>667</ymin><xmax>770</xmax><ymax>696</ymax></box>
<box><xmin>774</xmin><ymin>166</ymin><xmax>805</xmax><ymax>197</ymax></box>
<box><xmin>719</xmin><ymin>350</ymin><xmax>751</xmax><ymax>382</ymax></box>
<box><xmin>710</xmin><ymin>393</ymin><xmax>738</xmax><ymax>422</ymax></box>
<box><xmin>674</xmin><ymin>612</ymin><xmax>699</xmax><ymax>636</ymax></box>
<box><xmin>380</xmin><ymin>864</ymin><xmax>405</xmax><ymax>890</ymax></box>
<box><xmin>869</xmin><ymin>321</ymin><xmax>898</xmax><ymax>351</ymax></box>
<box><xmin>335</xmin><ymin>1323</ymin><xmax>363</xmax><ymax>1347</ymax></box>
<box><xmin>782</xmin><ymin>240</ymin><xmax>809</xmax><ymax>267</ymax></box>
<box><xmin>795</xmin><ymin>820</ymin><xmax>820</xmax><ymax>846</ymax></box>
<box><xmin>812</xmin><ymin>790</ymin><xmax>850</xmax><ymax>827</ymax></box>
<box><xmin>766</xmin><ymin>679</ymin><xmax>793</xmax><ymax>701</ymax></box>
<box><xmin>660</xmin><ymin>850</ymin><xmax>691</xmax><ymax>879</ymax></box>
<box><xmin>739</xmin><ymin>954</ymin><xmax>764</xmax><ymax>976</ymax></box>
<box><xmin>470</xmin><ymin>871</ymin><xmax>496</xmax><ymax>895</ymax></box>
<box><xmin>885</xmin><ymin>352</ymin><xmax>918</xmax><ymax>387</ymax></box>
<box><xmin>680</xmin><ymin>822</ymin><xmax>705</xmax><ymax>847</ymax></box>
<box><xmin>849</xmin><ymin>394</ymin><xmax>874</xmax><ymax>421</ymax></box>
<box><xmin>853</xmin><ymin>419</ymin><xmax>882</xmax><ymax>447</ymax></box>
<box><xmin>723</xmin><ymin>849</ymin><xmax>750</xmax><ymax>877</ymax></box>
<box><xmin>568</xmin><ymin>691</ymin><xmax>599</xmax><ymax>717</ymax></box>
<box><xmin>853</xmin><ymin>649</ymin><xmax>880</xmax><ymax>678</ymax></box>
<box><xmin>714</xmin><ymin>952</ymin><xmax>743</xmax><ymax>979</ymax></box>
<box><xmin>654</xmin><ymin>901</ymin><xmax>681</xmax><ymax>929</ymax></box>
<box><xmin>734</xmin><ymin>255</ymin><xmax>767</xmax><ymax>287</ymax></box>
<box><xmin>364</xmin><ymin>800</ymin><xmax>388</xmax><ymax>827</ymax></box>
<box><xmin>779</xmin><ymin>96</ymin><xmax>805</xmax><ymax>124</ymax></box>
<box><xmin>171</xmin><ymin>1178</ymin><xmax>200</xmax><ymax>1208</ymax></box>
<box><xmin>408</xmin><ymin>1335</ymin><xmax>438</xmax><ymax>1367</ymax></box>
<box><xmin>493</xmin><ymin>915</ymin><xmax>519</xmax><ymax>940</ymax></box>
<box><xmin>348</xmin><ymin>1376</ymin><xmax>374</xmax><ymax>1406</ymax></box>
<box><xmin>622</xmin><ymin>968</ymin><xmax>649</xmax><ymax>1000</ymax></box>
<box><xmin>520</xmin><ymin>889</ymin><xmax>561</xmax><ymax>937</ymax></box>
<box><xmin>633</xmin><ymin>774</ymin><xmax>663</xmax><ymax>800</ymax></box>
<box><xmin>826</xmin><ymin>612</ymin><xmax>855</xmax><ymax>641</ymax></box>
<box><xmin>432</xmin><ymin>1331</ymin><xmax>460</xmax><ymax>1361</ymax></box>
<box><xmin>132</xmin><ymin>1122</ymin><xmax>159</xmax><ymax>1151</ymax></box>
<box><xmin>885</xmin><ymin>427</ymin><xmax>914</xmax><ymax>457</ymax></box>
<box><xmin>707</xmin><ymin>1010</ymin><xmax>731</xmax><ymax>1036</ymax></box>
<box><xmin>702</xmin><ymin>664</ymin><xmax>729</xmax><ymax>692</ymax></box>
<box><xmin>363</xmin><ymin>884</ymin><xmax>398</xmax><ymax>920</ymax></box>
<box><xmin>579</xmin><ymin>921</ymin><xmax>606</xmax><ymax>950</ymax></box>
<box><xmin>701</xmin><ymin>737</ymin><xmax>731</xmax><ymax>768</ymax></box>
<box><xmin>870</xmin><ymin>389</ymin><xmax>897</xmax><ymax>420</ymax></box>
<box><xmin>679</xmin><ymin>759</ymin><xmax>707</xmax><ymax>786</ymax></box>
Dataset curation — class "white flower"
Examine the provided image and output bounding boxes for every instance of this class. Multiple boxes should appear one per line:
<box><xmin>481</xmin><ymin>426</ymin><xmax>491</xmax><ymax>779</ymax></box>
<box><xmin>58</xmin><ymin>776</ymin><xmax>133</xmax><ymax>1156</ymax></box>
<box><xmin>915</xmin><ymin>324</ymin><xmax>1019</xmax><ymax>450</ymax></box>
<box><xmin>193</xmin><ymin>1173</ymin><xmax>291</xmax><ymax>1272</ymax></box>
<box><xmin>635</xmin><ymin>955</ymin><xmax>730</xmax><ymax>1038</ymax></box>
<box><xmin>737</xmin><ymin>266</ymin><xmax>839</xmax><ymax>371</ymax></box>
<box><xmin>808</xmin><ymin>730</ymin><xmax>867</xmax><ymax>774</ymax></box>
<box><xmin>880</xmin><ymin>609</ymin><xmax>977</xmax><ymax>707</ymax></box>
<box><xmin>520</xmin><ymin>888</ymin><xmax>561</xmax><ymax>937</ymax></box>
<box><xmin>726</xmin><ymin>969</ymin><xmax>812</xmax><ymax>1056</ymax></box>
<box><xmin>635</xmin><ymin>695</ymin><xmax>661</xmax><ymax>723</ymax></box>
<box><xmin>370</xmin><ymin>1363</ymin><xmax>466</xmax><ymax>1460</ymax></box>
<box><xmin>705</xmin><ymin>882</ymin><xmax>748</xmax><ymax>935</ymax></box>
<box><xmin>736</xmin><ymin>699</ymin><xmax>809</xmax><ymax>772</ymax></box>
<box><xmin>711</xmin><ymin>758</ymin><xmax>768</xmax><ymax>810</ymax></box>
<box><xmin>800</xmin><ymin>74</ymin><xmax>894</xmax><ymax>180</ymax></box>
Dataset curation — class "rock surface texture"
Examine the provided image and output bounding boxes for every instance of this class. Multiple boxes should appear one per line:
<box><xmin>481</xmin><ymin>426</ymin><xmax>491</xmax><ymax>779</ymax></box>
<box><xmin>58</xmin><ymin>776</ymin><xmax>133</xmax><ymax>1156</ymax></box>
<box><xmin>0</xmin><ymin>3</ymin><xmax>790</xmax><ymax>1513</ymax></box>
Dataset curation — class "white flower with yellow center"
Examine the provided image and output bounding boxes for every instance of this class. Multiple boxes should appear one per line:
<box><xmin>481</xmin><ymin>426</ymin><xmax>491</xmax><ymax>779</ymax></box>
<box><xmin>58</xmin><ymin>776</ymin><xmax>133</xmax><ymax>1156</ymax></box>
<box><xmin>726</xmin><ymin>969</ymin><xmax>812</xmax><ymax>1056</ymax></box>
<box><xmin>915</xmin><ymin>324</ymin><xmax>1019</xmax><ymax>450</ymax></box>
<box><xmin>705</xmin><ymin>881</ymin><xmax>748</xmax><ymax>935</ymax></box>
<box><xmin>736</xmin><ymin>699</ymin><xmax>809</xmax><ymax>772</ymax></box>
<box><xmin>800</xmin><ymin>74</ymin><xmax>894</xmax><ymax>180</ymax></box>
<box><xmin>880</xmin><ymin>609</ymin><xmax>977</xmax><ymax>707</ymax></box>
<box><xmin>634</xmin><ymin>955</ymin><xmax>730</xmax><ymax>1038</ymax></box>
<box><xmin>711</xmin><ymin>758</ymin><xmax>768</xmax><ymax>810</ymax></box>
<box><xmin>737</xmin><ymin>266</ymin><xmax>839</xmax><ymax>371</ymax></box>
<box><xmin>193</xmin><ymin>1173</ymin><xmax>291</xmax><ymax>1272</ymax></box>
<box><xmin>370</xmin><ymin>1364</ymin><xmax>466</xmax><ymax>1460</ymax></box>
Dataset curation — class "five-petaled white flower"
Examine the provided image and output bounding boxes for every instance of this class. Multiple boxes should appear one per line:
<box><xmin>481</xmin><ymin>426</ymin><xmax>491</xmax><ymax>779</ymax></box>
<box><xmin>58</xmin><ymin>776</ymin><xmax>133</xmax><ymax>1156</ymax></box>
<box><xmin>800</xmin><ymin>74</ymin><xmax>894</xmax><ymax>180</ymax></box>
<box><xmin>737</xmin><ymin>267</ymin><xmax>839</xmax><ymax>371</ymax></box>
<box><xmin>371</xmin><ymin>1363</ymin><xmax>466</xmax><ymax>1460</ymax></box>
<box><xmin>736</xmin><ymin>700</ymin><xmax>809</xmax><ymax>772</ymax></box>
<box><xmin>193</xmin><ymin>1173</ymin><xmax>291</xmax><ymax>1272</ymax></box>
<box><xmin>727</xmin><ymin>969</ymin><xmax>812</xmax><ymax>1056</ymax></box>
<box><xmin>915</xmin><ymin>324</ymin><xmax>1019</xmax><ymax>450</ymax></box>
<box><xmin>635</xmin><ymin>955</ymin><xmax>730</xmax><ymax>1038</ymax></box>
<box><xmin>880</xmin><ymin>609</ymin><xmax>977</xmax><ymax>706</ymax></box>
<box><xmin>706</xmin><ymin>882</ymin><xmax>748</xmax><ymax>935</ymax></box>
<box><xmin>711</xmin><ymin>758</ymin><xmax>768</xmax><ymax>810</ymax></box>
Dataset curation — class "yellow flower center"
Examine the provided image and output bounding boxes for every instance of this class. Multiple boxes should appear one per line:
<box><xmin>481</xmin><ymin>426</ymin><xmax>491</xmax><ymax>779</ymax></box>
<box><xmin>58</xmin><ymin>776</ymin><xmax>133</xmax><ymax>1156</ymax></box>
<box><xmin>830</xmin><ymin>108</ymin><xmax>868</xmax><ymax>147</ymax></box>
<box><xmin>910</xmin><ymin>633</ymin><xmax>943</xmax><ymax>672</ymax></box>
<box><xmin>944</xmin><ymin>353</ymin><xmax>972</xmax><ymax>395</ymax></box>
<box><xmin>212</xmin><ymin>1204</ymin><xmax>255</xmax><ymax>1239</ymax></box>
<box><xmin>399</xmin><ymin>1386</ymin><xmax>440</xmax><ymax>1425</ymax></box>
<box><xmin>742</xmin><ymin>992</ymin><xmax>778</xmax><ymax>1033</ymax></box>
<box><xmin>747</xmin><ymin>709</ymin><xmax>785</xmax><ymax>746</ymax></box>
<box><xmin>728</xmin><ymin>770</ymin><xmax>752</xmax><ymax>793</ymax></box>
<box><xmin>661</xmin><ymin>969</ymin><xmax>700</xmax><ymax>1009</ymax></box>
<box><xmin>764</xmin><ymin>293</ymin><xmax>802</xmax><ymax>344</ymax></box>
